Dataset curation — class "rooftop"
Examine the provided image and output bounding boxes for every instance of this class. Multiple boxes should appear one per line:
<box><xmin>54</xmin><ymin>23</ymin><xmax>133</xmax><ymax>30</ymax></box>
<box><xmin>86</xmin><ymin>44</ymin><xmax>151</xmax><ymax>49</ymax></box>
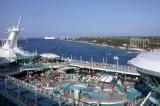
<box><xmin>40</xmin><ymin>53</ymin><xmax>60</xmax><ymax>59</ymax></box>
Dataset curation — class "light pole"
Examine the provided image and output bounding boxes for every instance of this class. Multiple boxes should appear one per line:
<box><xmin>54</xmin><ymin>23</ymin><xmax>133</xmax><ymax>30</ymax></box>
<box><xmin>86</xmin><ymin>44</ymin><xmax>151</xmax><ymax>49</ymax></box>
<box><xmin>80</xmin><ymin>56</ymin><xmax>82</xmax><ymax>62</ymax></box>
<box><xmin>113</xmin><ymin>56</ymin><xmax>119</xmax><ymax>69</ymax></box>
<box><xmin>102</xmin><ymin>57</ymin><xmax>105</xmax><ymax>74</ymax></box>
<box><xmin>61</xmin><ymin>53</ymin><xmax>63</xmax><ymax>59</ymax></box>
<box><xmin>106</xmin><ymin>48</ymin><xmax>108</xmax><ymax>64</ymax></box>
<box><xmin>113</xmin><ymin>56</ymin><xmax>119</xmax><ymax>80</ymax></box>
<box><xmin>90</xmin><ymin>56</ymin><xmax>93</xmax><ymax>75</ymax></box>
<box><xmin>102</xmin><ymin>57</ymin><xmax>105</xmax><ymax>64</ymax></box>
<box><xmin>124</xmin><ymin>66</ymin><xmax>127</xmax><ymax>82</ymax></box>
<box><xmin>90</xmin><ymin>56</ymin><xmax>93</xmax><ymax>66</ymax></box>
<box><xmin>70</xmin><ymin>55</ymin><xmax>72</xmax><ymax>60</ymax></box>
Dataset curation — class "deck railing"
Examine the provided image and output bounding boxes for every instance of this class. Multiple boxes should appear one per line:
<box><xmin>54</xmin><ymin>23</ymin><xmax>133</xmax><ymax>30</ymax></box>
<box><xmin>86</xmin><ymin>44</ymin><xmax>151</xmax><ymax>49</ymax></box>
<box><xmin>69</xmin><ymin>60</ymin><xmax>139</xmax><ymax>75</ymax></box>
<box><xmin>0</xmin><ymin>80</ymin><xmax>37</xmax><ymax>106</ymax></box>
<box><xmin>5</xmin><ymin>75</ymin><xmax>96</xmax><ymax>106</ymax></box>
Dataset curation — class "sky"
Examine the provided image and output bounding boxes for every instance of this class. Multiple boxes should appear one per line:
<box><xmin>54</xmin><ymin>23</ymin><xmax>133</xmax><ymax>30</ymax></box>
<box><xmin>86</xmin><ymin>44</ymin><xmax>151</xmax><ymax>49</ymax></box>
<box><xmin>0</xmin><ymin>0</ymin><xmax>160</xmax><ymax>38</ymax></box>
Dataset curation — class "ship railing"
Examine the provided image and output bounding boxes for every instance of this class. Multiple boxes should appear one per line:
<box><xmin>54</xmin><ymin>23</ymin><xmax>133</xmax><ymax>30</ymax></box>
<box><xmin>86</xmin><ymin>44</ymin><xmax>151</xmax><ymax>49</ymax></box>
<box><xmin>5</xmin><ymin>75</ymin><xmax>96</xmax><ymax>106</ymax></box>
<box><xmin>18</xmin><ymin>48</ymin><xmax>38</xmax><ymax>56</ymax></box>
<box><xmin>44</xmin><ymin>59</ymin><xmax>138</xmax><ymax>75</ymax></box>
<box><xmin>44</xmin><ymin>61</ymin><xmax>69</xmax><ymax>68</ymax></box>
<box><xmin>21</xmin><ymin>50</ymin><xmax>38</xmax><ymax>56</ymax></box>
<box><xmin>70</xmin><ymin>60</ymin><xmax>138</xmax><ymax>74</ymax></box>
<box><xmin>0</xmin><ymin>79</ymin><xmax>38</xmax><ymax>106</ymax></box>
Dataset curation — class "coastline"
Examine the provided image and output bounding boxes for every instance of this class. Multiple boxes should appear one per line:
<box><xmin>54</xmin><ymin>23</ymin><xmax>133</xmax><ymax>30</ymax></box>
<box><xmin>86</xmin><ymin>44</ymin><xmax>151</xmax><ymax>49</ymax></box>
<box><xmin>66</xmin><ymin>39</ymin><xmax>144</xmax><ymax>53</ymax></box>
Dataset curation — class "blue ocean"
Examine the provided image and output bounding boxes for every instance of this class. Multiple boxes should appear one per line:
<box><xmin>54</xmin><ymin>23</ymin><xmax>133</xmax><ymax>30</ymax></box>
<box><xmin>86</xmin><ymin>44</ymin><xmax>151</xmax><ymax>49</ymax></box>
<box><xmin>18</xmin><ymin>38</ymin><xmax>138</xmax><ymax>65</ymax></box>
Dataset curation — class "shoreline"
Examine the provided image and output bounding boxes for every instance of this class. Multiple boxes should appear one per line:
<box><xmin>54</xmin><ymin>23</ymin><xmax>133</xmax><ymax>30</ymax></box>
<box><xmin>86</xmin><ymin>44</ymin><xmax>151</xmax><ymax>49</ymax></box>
<box><xmin>66</xmin><ymin>40</ymin><xmax>144</xmax><ymax>53</ymax></box>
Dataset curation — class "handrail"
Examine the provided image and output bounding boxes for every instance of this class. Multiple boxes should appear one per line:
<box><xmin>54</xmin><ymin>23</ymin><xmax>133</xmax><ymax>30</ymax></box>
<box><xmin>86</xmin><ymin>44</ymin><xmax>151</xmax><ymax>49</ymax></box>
<box><xmin>140</xmin><ymin>92</ymin><xmax>152</xmax><ymax>106</ymax></box>
<box><xmin>69</xmin><ymin>60</ymin><xmax>139</xmax><ymax>75</ymax></box>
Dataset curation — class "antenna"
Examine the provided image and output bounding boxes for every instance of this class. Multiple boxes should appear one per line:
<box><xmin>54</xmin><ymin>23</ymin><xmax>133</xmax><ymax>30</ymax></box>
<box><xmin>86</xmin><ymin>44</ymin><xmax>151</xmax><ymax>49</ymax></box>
<box><xmin>16</xmin><ymin>15</ymin><xmax>23</xmax><ymax>29</ymax></box>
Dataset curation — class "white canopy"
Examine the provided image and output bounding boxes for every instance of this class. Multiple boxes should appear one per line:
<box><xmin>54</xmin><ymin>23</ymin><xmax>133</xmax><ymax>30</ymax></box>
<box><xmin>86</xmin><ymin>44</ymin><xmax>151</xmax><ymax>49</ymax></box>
<box><xmin>130</xmin><ymin>50</ymin><xmax>160</xmax><ymax>73</ymax></box>
<box><xmin>98</xmin><ymin>75</ymin><xmax>113</xmax><ymax>83</ymax></box>
<box><xmin>40</xmin><ymin>53</ymin><xmax>60</xmax><ymax>59</ymax></box>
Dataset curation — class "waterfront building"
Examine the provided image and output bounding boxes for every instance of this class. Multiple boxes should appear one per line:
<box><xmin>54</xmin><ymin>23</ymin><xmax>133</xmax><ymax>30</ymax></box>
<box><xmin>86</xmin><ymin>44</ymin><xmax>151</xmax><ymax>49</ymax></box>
<box><xmin>130</xmin><ymin>38</ymin><xmax>149</xmax><ymax>48</ymax></box>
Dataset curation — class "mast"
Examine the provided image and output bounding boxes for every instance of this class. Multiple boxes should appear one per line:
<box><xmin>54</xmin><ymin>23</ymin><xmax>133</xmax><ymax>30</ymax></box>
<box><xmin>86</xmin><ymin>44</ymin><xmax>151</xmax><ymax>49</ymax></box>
<box><xmin>2</xmin><ymin>15</ymin><xmax>23</xmax><ymax>49</ymax></box>
<box><xmin>16</xmin><ymin>15</ymin><xmax>23</xmax><ymax>29</ymax></box>
<box><xmin>14</xmin><ymin>15</ymin><xmax>23</xmax><ymax>48</ymax></box>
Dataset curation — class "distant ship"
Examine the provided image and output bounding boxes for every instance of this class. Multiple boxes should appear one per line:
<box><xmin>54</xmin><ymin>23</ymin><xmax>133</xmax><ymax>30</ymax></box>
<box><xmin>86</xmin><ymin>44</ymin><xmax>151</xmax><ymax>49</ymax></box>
<box><xmin>44</xmin><ymin>36</ymin><xmax>56</xmax><ymax>40</ymax></box>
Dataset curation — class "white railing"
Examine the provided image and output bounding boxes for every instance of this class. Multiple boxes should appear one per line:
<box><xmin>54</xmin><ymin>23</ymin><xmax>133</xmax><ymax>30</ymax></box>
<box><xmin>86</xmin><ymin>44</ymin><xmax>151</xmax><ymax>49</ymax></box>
<box><xmin>69</xmin><ymin>60</ymin><xmax>138</xmax><ymax>75</ymax></box>
<box><xmin>18</xmin><ymin>48</ymin><xmax>37</xmax><ymax>56</ymax></box>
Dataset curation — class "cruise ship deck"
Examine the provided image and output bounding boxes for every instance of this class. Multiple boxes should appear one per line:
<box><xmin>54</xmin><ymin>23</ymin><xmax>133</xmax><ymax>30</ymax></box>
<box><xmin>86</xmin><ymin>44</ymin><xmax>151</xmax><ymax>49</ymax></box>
<box><xmin>0</xmin><ymin>16</ymin><xmax>149</xmax><ymax>106</ymax></box>
<box><xmin>0</xmin><ymin>55</ymin><xmax>145</xmax><ymax>106</ymax></box>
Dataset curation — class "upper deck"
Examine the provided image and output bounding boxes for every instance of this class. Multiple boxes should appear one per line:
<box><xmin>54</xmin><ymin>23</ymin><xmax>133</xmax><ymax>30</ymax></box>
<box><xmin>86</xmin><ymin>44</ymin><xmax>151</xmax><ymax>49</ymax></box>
<box><xmin>69</xmin><ymin>60</ymin><xmax>139</xmax><ymax>76</ymax></box>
